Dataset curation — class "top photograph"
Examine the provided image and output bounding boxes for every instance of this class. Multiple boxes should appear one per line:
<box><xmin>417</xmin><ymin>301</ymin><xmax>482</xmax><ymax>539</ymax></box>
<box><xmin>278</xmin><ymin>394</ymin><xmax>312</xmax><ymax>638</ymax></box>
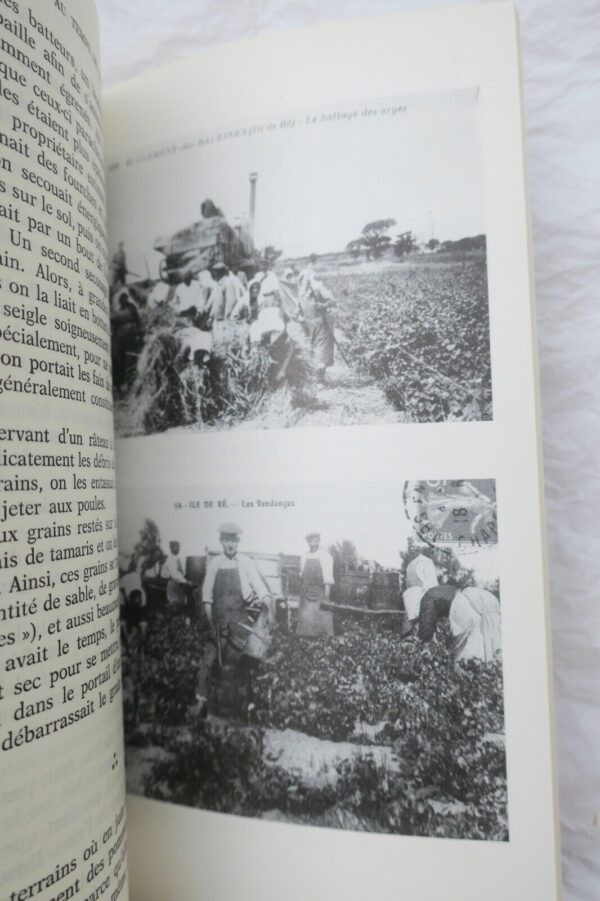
<box><xmin>107</xmin><ymin>89</ymin><xmax>492</xmax><ymax>436</ymax></box>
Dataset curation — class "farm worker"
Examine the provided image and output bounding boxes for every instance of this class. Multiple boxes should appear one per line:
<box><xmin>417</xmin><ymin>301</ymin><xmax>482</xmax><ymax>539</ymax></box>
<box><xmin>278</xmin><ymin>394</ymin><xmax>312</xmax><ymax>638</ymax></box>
<box><xmin>402</xmin><ymin>553</ymin><xmax>502</xmax><ymax>664</ymax></box>
<box><xmin>448</xmin><ymin>587</ymin><xmax>501</xmax><ymax>664</ymax></box>
<box><xmin>172</xmin><ymin>272</ymin><xmax>212</xmax><ymax>322</ymax></box>
<box><xmin>119</xmin><ymin>558</ymin><xmax>148</xmax><ymax>653</ymax></box>
<box><xmin>416</xmin><ymin>584</ymin><xmax>459</xmax><ymax>642</ymax></box>
<box><xmin>298</xmin><ymin>253</ymin><xmax>318</xmax><ymax>298</ymax></box>
<box><xmin>195</xmin><ymin>523</ymin><xmax>272</xmax><ymax>712</ymax></box>
<box><xmin>176</xmin><ymin>325</ymin><xmax>213</xmax><ymax>368</ymax></box>
<box><xmin>120</xmin><ymin>561</ymin><xmax>146</xmax><ymax>607</ymax></box>
<box><xmin>110</xmin><ymin>241</ymin><xmax>128</xmax><ymax>293</ymax></box>
<box><xmin>302</xmin><ymin>278</ymin><xmax>335</xmax><ymax>385</ymax></box>
<box><xmin>146</xmin><ymin>279</ymin><xmax>174</xmax><ymax>310</ymax></box>
<box><xmin>402</xmin><ymin>555</ymin><xmax>462</xmax><ymax>640</ymax></box>
<box><xmin>200</xmin><ymin>198</ymin><xmax>224</xmax><ymax>219</ymax></box>
<box><xmin>160</xmin><ymin>540</ymin><xmax>188</xmax><ymax>609</ymax></box>
<box><xmin>251</xmin><ymin>257</ymin><xmax>283</xmax><ymax>313</ymax></box>
<box><xmin>278</xmin><ymin>267</ymin><xmax>302</xmax><ymax>321</ymax></box>
<box><xmin>297</xmin><ymin>532</ymin><xmax>334</xmax><ymax>638</ymax></box>
<box><xmin>209</xmin><ymin>263</ymin><xmax>248</xmax><ymax>343</ymax></box>
<box><xmin>110</xmin><ymin>283</ymin><xmax>139</xmax><ymax>315</ymax></box>
<box><xmin>249</xmin><ymin>307</ymin><xmax>298</xmax><ymax>387</ymax></box>
<box><xmin>142</xmin><ymin>549</ymin><xmax>167</xmax><ymax>581</ymax></box>
<box><xmin>110</xmin><ymin>290</ymin><xmax>143</xmax><ymax>393</ymax></box>
<box><xmin>249</xmin><ymin>307</ymin><xmax>286</xmax><ymax>345</ymax></box>
<box><xmin>247</xmin><ymin>280</ymin><xmax>261</xmax><ymax>322</ymax></box>
<box><xmin>210</xmin><ymin>263</ymin><xmax>247</xmax><ymax>317</ymax></box>
<box><xmin>402</xmin><ymin>553</ymin><xmax>438</xmax><ymax>628</ymax></box>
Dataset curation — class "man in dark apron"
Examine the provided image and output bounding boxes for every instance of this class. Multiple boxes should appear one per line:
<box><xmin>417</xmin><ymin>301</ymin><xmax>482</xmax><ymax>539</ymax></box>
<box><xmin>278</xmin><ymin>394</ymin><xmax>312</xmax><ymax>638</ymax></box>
<box><xmin>195</xmin><ymin>523</ymin><xmax>271</xmax><ymax>714</ymax></box>
<box><xmin>297</xmin><ymin>531</ymin><xmax>334</xmax><ymax>638</ymax></box>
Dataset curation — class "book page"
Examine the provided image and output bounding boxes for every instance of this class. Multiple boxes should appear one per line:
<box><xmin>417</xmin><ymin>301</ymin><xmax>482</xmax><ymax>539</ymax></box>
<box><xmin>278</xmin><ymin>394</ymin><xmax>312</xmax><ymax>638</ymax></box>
<box><xmin>104</xmin><ymin>3</ymin><xmax>559</xmax><ymax>899</ymax></box>
<box><xmin>0</xmin><ymin>2</ymin><xmax>127</xmax><ymax>900</ymax></box>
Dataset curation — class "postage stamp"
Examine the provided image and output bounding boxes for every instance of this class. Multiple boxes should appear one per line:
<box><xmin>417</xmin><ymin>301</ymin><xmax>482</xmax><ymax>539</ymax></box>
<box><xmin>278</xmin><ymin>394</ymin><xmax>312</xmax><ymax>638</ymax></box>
<box><xmin>403</xmin><ymin>479</ymin><xmax>498</xmax><ymax>549</ymax></box>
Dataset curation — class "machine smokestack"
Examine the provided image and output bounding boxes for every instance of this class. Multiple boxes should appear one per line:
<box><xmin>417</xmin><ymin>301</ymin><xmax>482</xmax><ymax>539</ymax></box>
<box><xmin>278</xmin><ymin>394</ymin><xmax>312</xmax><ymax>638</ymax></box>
<box><xmin>249</xmin><ymin>172</ymin><xmax>258</xmax><ymax>238</ymax></box>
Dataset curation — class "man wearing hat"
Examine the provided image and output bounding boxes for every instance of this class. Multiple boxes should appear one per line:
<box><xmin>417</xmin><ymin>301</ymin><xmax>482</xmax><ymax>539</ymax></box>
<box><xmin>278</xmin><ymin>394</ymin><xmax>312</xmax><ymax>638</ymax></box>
<box><xmin>297</xmin><ymin>531</ymin><xmax>335</xmax><ymax>638</ymax></box>
<box><xmin>196</xmin><ymin>522</ymin><xmax>271</xmax><ymax>709</ymax></box>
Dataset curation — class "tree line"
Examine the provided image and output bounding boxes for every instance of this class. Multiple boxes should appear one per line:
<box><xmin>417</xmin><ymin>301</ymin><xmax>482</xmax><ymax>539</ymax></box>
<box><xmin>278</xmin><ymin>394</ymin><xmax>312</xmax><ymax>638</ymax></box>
<box><xmin>346</xmin><ymin>219</ymin><xmax>486</xmax><ymax>260</ymax></box>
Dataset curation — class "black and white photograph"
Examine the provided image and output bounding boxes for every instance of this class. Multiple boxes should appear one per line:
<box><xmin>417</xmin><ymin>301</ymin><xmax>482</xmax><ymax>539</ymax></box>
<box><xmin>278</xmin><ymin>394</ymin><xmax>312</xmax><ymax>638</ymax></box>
<box><xmin>119</xmin><ymin>478</ymin><xmax>506</xmax><ymax>841</ymax></box>
<box><xmin>108</xmin><ymin>90</ymin><xmax>492</xmax><ymax>436</ymax></box>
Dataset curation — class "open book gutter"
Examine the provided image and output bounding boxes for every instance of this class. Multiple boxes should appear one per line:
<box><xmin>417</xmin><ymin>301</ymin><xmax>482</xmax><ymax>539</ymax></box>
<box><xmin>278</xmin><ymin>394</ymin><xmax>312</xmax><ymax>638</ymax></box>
<box><xmin>0</xmin><ymin>2</ymin><xmax>562</xmax><ymax>901</ymax></box>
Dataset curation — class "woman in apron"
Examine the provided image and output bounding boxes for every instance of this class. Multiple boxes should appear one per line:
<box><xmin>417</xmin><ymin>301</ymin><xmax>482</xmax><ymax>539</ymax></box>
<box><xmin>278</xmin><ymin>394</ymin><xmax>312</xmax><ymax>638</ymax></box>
<box><xmin>448</xmin><ymin>586</ymin><xmax>502</xmax><ymax>664</ymax></box>
<box><xmin>297</xmin><ymin>532</ymin><xmax>334</xmax><ymax>638</ymax></box>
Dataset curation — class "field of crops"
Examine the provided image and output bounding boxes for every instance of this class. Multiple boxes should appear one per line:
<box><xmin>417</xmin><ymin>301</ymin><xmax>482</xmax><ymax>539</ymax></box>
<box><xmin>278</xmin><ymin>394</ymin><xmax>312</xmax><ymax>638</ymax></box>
<box><xmin>332</xmin><ymin>256</ymin><xmax>492</xmax><ymax>422</ymax></box>
<box><xmin>126</xmin><ymin>614</ymin><xmax>507</xmax><ymax>840</ymax></box>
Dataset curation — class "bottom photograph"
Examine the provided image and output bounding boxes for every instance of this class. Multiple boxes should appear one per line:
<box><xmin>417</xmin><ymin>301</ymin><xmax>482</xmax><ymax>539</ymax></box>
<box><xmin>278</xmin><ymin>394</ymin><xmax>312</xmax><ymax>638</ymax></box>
<box><xmin>118</xmin><ymin>479</ymin><xmax>506</xmax><ymax>841</ymax></box>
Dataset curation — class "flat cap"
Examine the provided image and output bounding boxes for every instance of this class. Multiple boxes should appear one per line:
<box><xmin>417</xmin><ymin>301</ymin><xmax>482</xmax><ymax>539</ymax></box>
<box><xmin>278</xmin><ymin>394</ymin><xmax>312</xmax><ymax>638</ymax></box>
<box><xmin>305</xmin><ymin>531</ymin><xmax>321</xmax><ymax>540</ymax></box>
<box><xmin>218</xmin><ymin>522</ymin><xmax>243</xmax><ymax>537</ymax></box>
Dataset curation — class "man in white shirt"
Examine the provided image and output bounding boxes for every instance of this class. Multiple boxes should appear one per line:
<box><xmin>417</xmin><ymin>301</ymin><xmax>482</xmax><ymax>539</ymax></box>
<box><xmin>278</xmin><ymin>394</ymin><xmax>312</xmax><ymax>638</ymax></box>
<box><xmin>209</xmin><ymin>264</ymin><xmax>249</xmax><ymax>343</ymax></box>
<box><xmin>146</xmin><ymin>279</ymin><xmax>174</xmax><ymax>311</ymax></box>
<box><xmin>201</xmin><ymin>523</ymin><xmax>270</xmax><ymax>625</ymax></box>
<box><xmin>196</xmin><ymin>523</ymin><xmax>271</xmax><ymax>712</ymax></box>
<box><xmin>297</xmin><ymin>531</ymin><xmax>335</xmax><ymax>638</ymax></box>
<box><xmin>160</xmin><ymin>540</ymin><xmax>188</xmax><ymax>608</ymax></box>
<box><xmin>208</xmin><ymin>264</ymin><xmax>246</xmax><ymax>316</ymax></box>
<box><xmin>248</xmin><ymin>257</ymin><xmax>284</xmax><ymax>315</ymax></box>
<box><xmin>119</xmin><ymin>559</ymin><xmax>147</xmax><ymax>653</ymax></box>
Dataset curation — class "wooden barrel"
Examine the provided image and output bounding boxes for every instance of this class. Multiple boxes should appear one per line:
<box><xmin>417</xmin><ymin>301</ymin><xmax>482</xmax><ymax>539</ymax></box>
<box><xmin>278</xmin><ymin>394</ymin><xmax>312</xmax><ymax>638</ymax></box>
<box><xmin>371</xmin><ymin>571</ymin><xmax>400</xmax><ymax>590</ymax></box>
<box><xmin>281</xmin><ymin>567</ymin><xmax>301</xmax><ymax>596</ymax></box>
<box><xmin>368</xmin><ymin>585</ymin><xmax>402</xmax><ymax>611</ymax></box>
<box><xmin>274</xmin><ymin>598</ymin><xmax>290</xmax><ymax>630</ymax></box>
<box><xmin>332</xmin><ymin>573</ymin><xmax>371</xmax><ymax>607</ymax></box>
<box><xmin>185</xmin><ymin>555</ymin><xmax>206</xmax><ymax>585</ymax></box>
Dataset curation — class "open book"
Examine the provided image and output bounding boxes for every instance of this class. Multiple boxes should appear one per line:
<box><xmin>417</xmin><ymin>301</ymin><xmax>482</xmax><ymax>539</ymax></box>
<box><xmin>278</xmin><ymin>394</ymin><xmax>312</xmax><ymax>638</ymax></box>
<box><xmin>0</xmin><ymin>1</ymin><xmax>562</xmax><ymax>899</ymax></box>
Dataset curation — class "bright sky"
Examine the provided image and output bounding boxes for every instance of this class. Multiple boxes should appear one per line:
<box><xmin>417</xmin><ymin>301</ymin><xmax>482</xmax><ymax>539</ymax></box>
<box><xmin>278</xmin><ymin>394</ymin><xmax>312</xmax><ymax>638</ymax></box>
<box><xmin>107</xmin><ymin>89</ymin><xmax>484</xmax><ymax>278</ymax></box>
<box><xmin>117</xmin><ymin>478</ymin><xmax>498</xmax><ymax>581</ymax></box>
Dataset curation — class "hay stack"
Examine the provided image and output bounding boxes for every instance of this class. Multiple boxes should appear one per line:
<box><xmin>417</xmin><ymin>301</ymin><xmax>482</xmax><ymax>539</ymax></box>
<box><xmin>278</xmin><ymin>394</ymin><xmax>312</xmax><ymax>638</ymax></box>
<box><xmin>123</xmin><ymin>308</ymin><xmax>317</xmax><ymax>433</ymax></box>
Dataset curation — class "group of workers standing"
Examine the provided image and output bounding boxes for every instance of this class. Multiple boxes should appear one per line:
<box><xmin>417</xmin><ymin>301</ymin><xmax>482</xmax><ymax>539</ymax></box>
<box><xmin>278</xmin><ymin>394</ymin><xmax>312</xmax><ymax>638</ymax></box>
<box><xmin>110</xmin><ymin>235</ymin><xmax>337</xmax><ymax>396</ymax></box>
<box><xmin>402</xmin><ymin>553</ymin><xmax>502</xmax><ymax>665</ymax></box>
<box><xmin>121</xmin><ymin>521</ymin><xmax>502</xmax><ymax>721</ymax></box>
<box><xmin>120</xmin><ymin>522</ymin><xmax>337</xmax><ymax>717</ymax></box>
<box><xmin>192</xmin><ymin>523</ymin><xmax>336</xmax><ymax>714</ymax></box>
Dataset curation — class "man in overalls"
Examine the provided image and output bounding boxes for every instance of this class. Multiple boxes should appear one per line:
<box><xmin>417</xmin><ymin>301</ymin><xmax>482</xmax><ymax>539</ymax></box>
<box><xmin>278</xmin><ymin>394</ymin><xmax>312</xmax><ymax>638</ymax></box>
<box><xmin>195</xmin><ymin>523</ymin><xmax>271</xmax><ymax>714</ymax></box>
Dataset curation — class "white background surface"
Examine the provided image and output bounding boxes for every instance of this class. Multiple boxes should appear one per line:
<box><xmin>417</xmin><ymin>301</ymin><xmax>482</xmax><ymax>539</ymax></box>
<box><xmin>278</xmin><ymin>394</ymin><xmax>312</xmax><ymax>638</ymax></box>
<box><xmin>96</xmin><ymin>2</ymin><xmax>600</xmax><ymax>899</ymax></box>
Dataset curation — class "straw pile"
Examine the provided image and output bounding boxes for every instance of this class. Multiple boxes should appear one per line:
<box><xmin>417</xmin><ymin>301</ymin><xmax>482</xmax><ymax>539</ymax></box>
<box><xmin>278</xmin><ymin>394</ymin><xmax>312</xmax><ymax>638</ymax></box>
<box><xmin>125</xmin><ymin>317</ymin><xmax>316</xmax><ymax>434</ymax></box>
